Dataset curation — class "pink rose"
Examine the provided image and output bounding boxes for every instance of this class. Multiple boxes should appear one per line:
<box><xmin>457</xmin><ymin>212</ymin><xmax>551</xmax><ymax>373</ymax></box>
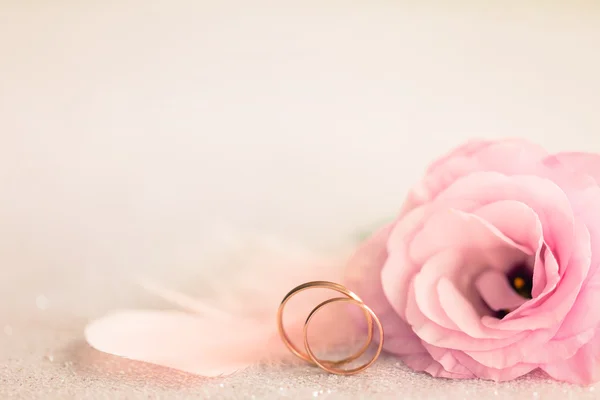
<box><xmin>345</xmin><ymin>139</ymin><xmax>600</xmax><ymax>384</ymax></box>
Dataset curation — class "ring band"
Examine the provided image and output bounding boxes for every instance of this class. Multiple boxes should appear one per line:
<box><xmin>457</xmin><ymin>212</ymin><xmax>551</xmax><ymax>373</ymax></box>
<box><xmin>303</xmin><ymin>297</ymin><xmax>384</xmax><ymax>376</ymax></box>
<box><xmin>277</xmin><ymin>280</ymin><xmax>384</xmax><ymax>375</ymax></box>
<box><xmin>277</xmin><ymin>281</ymin><xmax>373</xmax><ymax>366</ymax></box>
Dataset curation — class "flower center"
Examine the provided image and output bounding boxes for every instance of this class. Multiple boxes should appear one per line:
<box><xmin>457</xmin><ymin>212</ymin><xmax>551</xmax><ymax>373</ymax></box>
<box><xmin>505</xmin><ymin>263</ymin><xmax>533</xmax><ymax>300</ymax></box>
<box><xmin>493</xmin><ymin>263</ymin><xmax>533</xmax><ymax>319</ymax></box>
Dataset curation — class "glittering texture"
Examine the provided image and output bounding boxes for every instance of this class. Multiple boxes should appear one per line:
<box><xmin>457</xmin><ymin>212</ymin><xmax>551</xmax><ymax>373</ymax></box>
<box><xmin>2</xmin><ymin>290</ymin><xmax>599</xmax><ymax>399</ymax></box>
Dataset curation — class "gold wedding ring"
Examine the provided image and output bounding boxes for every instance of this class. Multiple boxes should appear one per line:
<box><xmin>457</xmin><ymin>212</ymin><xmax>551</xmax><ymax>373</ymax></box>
<box><xmin>276</xmin><ymin>281</ymin><xmax>384</xmax><ymax>375</ymax></box>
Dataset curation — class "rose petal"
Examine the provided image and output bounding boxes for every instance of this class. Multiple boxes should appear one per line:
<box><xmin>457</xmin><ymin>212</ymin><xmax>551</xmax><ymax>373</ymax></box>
<box><xmin>353</xmin><ymin>141</ymin><xmax>600</xmax><ymax>383</ymax></box>
<box><xmin>553</xmin><ymin>152</ymin><xmax>600</xmax><ymax>184</ymax></box>
<box><xmin>413</xmin><ymin>139</ymin><xmax>548</xmax><ymax>205</ymax></box>
<box><xmin>542</xmin><ymin>329</ymin><xmax>600</xmax><ymax>385</ymax></box>
<box><xmin>435</xmin><ymin>172</ymin><xmax>575</xmax><ymax>270</ymax></box>
<box><xmin>545</xmin><ymin>154</ymin><xmax>600</xmax><ymax>338</ymax></box>
<box><xmin>554</xmin><ymin>277</ymin><xmax>600</xmax><ymax>339</ymax></box>
<box><xmin>406</xmin><ymin>281</ymin><xmax>528</xmax><ymax>351</ymax></box>
<box><xmin>436</xmin><ymin>277</ymin><xmax>492</xmax><ymax>338</ymax></box>
<box><xmin>451</xmin><ymin>351</ymin><xmax>537</xmax><ymax>382</ymax></box>
<box><xmin>471</xmin><ymin>200</ymin><xmax>563</xmax><ymax>313</ymax></box>
<box><xmin>484</xmin><ymin>220</ymin><xmax>591</xmax><ymax>331</ymax></box>
<box><xmin>464</xmin><ymin>327</ymin><xmax>595</xmax><ymax>369</ymax></box>
<box><xmin>400</xmin><ymin>353</ymin><xmax>475</xmax><ymax>379</ymax></box>
<box><xmin>344</xmin><ymin>222</ymin><xmax>424</xmax><ymax>355</ymax></box>
<box><xmin>407</xmin><ymin>208</ymin><xmax>531</xmax><ymax>321</ymax></box>
<box><xmin>422</xmin><ymin>343</ymin><xmax>477</xmax><ymax>376</ymax></box>
<box><xmin>421</xmin><ymin>342</ymin><xmax>538</xmax><ymax>382</ymax></box>
<box><xmin>380</xmin><ymin>206</ymin><xmax>427</xmax><ymax>320</ymax></box>
<box><xmin>409</xmin><ymin>207</ymin><xmax>532</xmax><ymax>267</ymax></box>
<box><xmin>473</xmin><ymin>200</ymin><xmax>543</xmax><ymax>257</ymax></box>
<box><xmin>413</xmin><ymin>250</ymin><xmax>462</xmax><ymax>331</ymax></box>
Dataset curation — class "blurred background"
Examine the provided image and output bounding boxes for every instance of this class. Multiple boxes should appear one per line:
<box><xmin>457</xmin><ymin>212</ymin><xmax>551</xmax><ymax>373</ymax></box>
<box><xmin>1</xmin><ymin>0</ymin><xmax>600</xmax><ymax>337</ymax></box>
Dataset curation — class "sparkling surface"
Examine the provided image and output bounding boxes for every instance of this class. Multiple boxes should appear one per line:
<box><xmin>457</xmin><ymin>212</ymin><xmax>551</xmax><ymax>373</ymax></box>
<box><xmin>1</xmin><ymin>305</ymin><xmax>599</xmax><ymax>399</ymax></box>
<box><xmin>2</xmin><ymin>242</ymin><xmax>600</xmax><ymax>399</ymax></box>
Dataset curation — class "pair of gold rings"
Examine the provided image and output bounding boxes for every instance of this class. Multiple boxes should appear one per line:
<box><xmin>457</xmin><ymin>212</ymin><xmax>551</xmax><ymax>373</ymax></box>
<box><xmin>276</xmin><ymin>281</ymin><xmax>384</xmax><ymax>375</ymax></box>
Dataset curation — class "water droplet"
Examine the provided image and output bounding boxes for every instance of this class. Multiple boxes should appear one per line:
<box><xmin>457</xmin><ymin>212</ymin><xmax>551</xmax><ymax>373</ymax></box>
<box><xmin>313</xmin><ymin>391</ymin><xmax>319</xmax><ymax>397</ymax></box>
<box><xmin>45</xmin><ymin>354</ymin><xmax>54</xmax><ymax>362</ymax></box>
<box><xmin>590</xmin><ymin>387</ymin><xmax>596</xmax><ymax>392</ymax></box>
<box><xmin>3</xmin><ymin>325</ymin><xmax>13</xmax><ymax>336</ymax></box>
<box><xmin>36</xmin><ymin>295</ymin><xmax>49</xmax><ymax>310</ymax></box>
<box><xmin>279</xmin><ymin>387</ymin><xmax>284</xmax><ymax>391</ymax></box>
<box><xmin>494</xmin><ymin>390</ymin><xmax>499</xmax><ymax>396</ymax></box>
<box><xmin>533</xmin><ymin>392</ymin><xmax>539</xmax><ymax>398</ymax></box>
<box><xmin>219</xmin><ymin>383</ymin><xmax>224</xmax><ymax>388</ymax></box>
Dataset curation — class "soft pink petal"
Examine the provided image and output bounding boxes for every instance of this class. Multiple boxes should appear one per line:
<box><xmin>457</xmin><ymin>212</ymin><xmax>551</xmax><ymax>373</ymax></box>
<box><xmin>451</xmin><ymin>351</ymin><xmax>538</xmax><ymax>382</ymax></box>
<box><xmin>437</xmin><ymin>277</ymin><xmax>513</xmax><ymax>339</ymax></box>
<box><xmin>429</xmin><ymin>173</ymin><xmax>564</xmax><ymax>307</ymax></box>
<box><xmin>530</xmin><ymin>244</ymin><xmax>551</xmax><ymax>298</ymax></box>
<box><xmin>380</xmin><ymin>206</ymin><xmax>428</xmax><ymax>320</ymax></box>
<box><xmin>409</xmin><ymin>207</ymin><xmax>532</xmax><ymax>267</ymax></box>
<box><xmin>543</xmin><ymin>153</ymin><xmax>600</xmax><ymax>279</ymax></box>
<box><xmin>413</xmin><ymin>251</ymin><xmax>462</xmax><ymax>331</ymax></box>
<box><xmin>542</xmin><ymin>329</ymin><xmax>600</xmax><ymax>385</ymax></box>
<box><xmin>426</xmin><ymin>139</ymin><xmax>491</xmax><ymax>176</ymax></box>
<box><xmin>553</xmin><ymin>152</ymin><xmax>600</xmax><ymax>184</ymax></box>
<box><xmin>420</xmin><ymin>342</ymin><xmax>538</xmax><ymax>382</ymax></box>
<box><xmin>555</xmin><ymin>277</ymin><xmax>600</xmax><ymax>339</ymax></box>
<box><xmin>352</xmin><ymin>141</ymin><xmax>600</xmax><ymax>383</ymax></box>
<box><xmin>406</xmin><ymin>281</ymin><xmax>528</xmax><ymax>352</ymax></box>
<box><xmin>464</xmin><ymin>328</ymin><xmax>593</xmax><ymax>369</ymax></box>
<box><xmin>381</xmin><ymin>204</ymin><xmax>528</xmax><ymax>334</ymax></box>
<box><xmin>408</xmin><ymin>260</ymin><xmax>572</xmax><ymax>367</ymax></box>
<box><xmin>344</xmin><ymin>222</ymin><xmax>424</xmax><ymax>355</ymax></box>
<box><xmin>406</xmin><ymin>207</ymin><xmax>531</xmax><ymax>328</ymax></box>
<box><xmin>465</xmin><ymin>139</ymin><xmax>547</xmax><ymax>176</ymax></box>
<box><xmin>462</xmin><ymin>329</ymin><xmax>547</xmax><ymax>369</ymax></box>
<box><xmin>546</xmin><ymin>154</ymin><xmax>600</xmax><ymax>338</ymax></box>
<box><xmin>567</xmin><ymin>185</ymin><xmax>600</xmax><ymax>287</ymax></box>
<box><xmin>412</xmin><ymin>139</ymin><xmax>548</xmax><ymax>206</ymax></box>
<box><xmin>506</xmin><ymin>245</ymin><xmax>559</xmax><ymax>316</ymax></box>
<box><xmin>433</xmin><ymin>172</ymin><xmax>579</xmax><ymax>332</ymax></box>
<box><xmin>400</xmin><ymin>352</ymin><xmax>475</xmax><ymax>379</ymax></box>
<box><xmin>473</xmin><ymin>200</ymin><xmax>543</xmax><ymax>257</ymax></box>
<box><xmin>422</xmin><ymin>343</ymin><xmax>476</xmax><ymax>376</ymax></box>
<box><xmin>485</xmin><ymin>220</ymin><xmax>591</xmax><ymax>331</ymax></box>
<box><xmin>435</xmin><ymin>172</ymin><xmax>575</xmax><ymax>270</ymax></box>
<box><xmin>411</xmin><ymin>139</ymin><xmax>491</xmax><ymax>205</ymax></box>
<box><xmin>413</xmin><ymin>245</ymin><xmax>518</xmax><ymax>339</ymax></box>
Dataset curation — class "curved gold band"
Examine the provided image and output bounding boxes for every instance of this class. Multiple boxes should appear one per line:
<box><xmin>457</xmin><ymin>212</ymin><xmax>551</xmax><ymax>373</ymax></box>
<box><xmin>304</xmin><ymin>297</ymin><xmax>384</xmax><ymax>375</ymax></box>
<box><xmin>276</xmin><ymin>280</ymin><xmax>384</xmax><ymax>375</ymax></box>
